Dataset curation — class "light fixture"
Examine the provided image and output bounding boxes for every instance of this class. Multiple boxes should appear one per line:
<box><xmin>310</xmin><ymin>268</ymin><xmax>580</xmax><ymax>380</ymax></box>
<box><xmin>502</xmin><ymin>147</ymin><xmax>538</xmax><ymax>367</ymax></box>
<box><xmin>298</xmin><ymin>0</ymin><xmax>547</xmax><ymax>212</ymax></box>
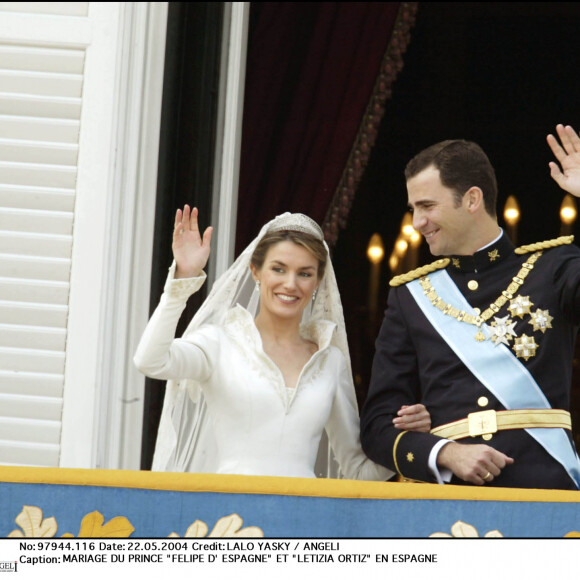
<box><xmin>409</xmin><ymin>230</ymin><xmax>422</xmax><ymax>247</ymax></box>
<box><xmin>367</xmin><ymin>233</ymin><xmax>385</xmax><ymax>264</ymax></box>
<box><xmin>560</xmin><ymin>194</ymin><xmax>577</xmax><ymax>226</ymax></box>
<box><xmin>503</xmin><ymin>195</ymin><xmax>520</xmax><ymax>226</ymax></box>
<box><xmin>401</xmin><ymin>212</ymin><xmax>415</xmax><ymax>238</ymax></box>
<box><xmin>394</xmin><ymin>236</ymin><xmax>408</xmax><ymax>257</ymax></box>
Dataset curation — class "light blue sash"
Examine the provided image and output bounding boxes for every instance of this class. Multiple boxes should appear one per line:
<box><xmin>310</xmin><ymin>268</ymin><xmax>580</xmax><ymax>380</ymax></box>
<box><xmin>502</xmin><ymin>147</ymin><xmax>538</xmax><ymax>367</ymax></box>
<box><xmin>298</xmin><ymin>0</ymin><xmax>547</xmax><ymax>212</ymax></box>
<box><xmin>407</xmin><ymin>269</ymin><xmax>580</xmax><ymax>488</ymax></box>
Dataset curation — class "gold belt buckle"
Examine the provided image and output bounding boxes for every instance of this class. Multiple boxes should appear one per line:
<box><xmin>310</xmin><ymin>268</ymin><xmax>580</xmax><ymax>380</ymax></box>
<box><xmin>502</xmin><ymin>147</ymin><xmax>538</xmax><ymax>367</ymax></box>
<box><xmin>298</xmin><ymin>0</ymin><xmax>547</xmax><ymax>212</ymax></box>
<box><xmin>467</xmin><ymin>409</ymin><xmax>498</xmax><ymax>438</ymax></box>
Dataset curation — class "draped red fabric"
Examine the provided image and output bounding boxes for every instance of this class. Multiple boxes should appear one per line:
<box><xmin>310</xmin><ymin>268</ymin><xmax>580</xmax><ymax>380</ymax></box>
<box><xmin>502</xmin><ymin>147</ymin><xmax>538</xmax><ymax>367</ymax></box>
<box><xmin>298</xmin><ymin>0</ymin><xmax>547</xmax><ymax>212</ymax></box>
<box><xmin>235</xmin><ymin>2</ymin><xmax>405</xmax><ymax>253</ymax></box>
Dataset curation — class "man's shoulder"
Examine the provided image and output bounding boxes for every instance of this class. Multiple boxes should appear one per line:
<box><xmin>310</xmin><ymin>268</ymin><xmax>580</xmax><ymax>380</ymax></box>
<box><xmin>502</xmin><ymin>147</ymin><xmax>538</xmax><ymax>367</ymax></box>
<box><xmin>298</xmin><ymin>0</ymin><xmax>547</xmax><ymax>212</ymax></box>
<box><xmin>513</xmin><ymin>234</ymin><xmax>575</xmax><ymax>256</ymax></box>
<box><xmin>389</xmin><ymin>258</ymin><xmax>450</xmax><ymax>288</ymax></box>
<box><xmin>389</xmin><ymin>235</ymin><xmax>577</xmax><ymax>288</ymax></box>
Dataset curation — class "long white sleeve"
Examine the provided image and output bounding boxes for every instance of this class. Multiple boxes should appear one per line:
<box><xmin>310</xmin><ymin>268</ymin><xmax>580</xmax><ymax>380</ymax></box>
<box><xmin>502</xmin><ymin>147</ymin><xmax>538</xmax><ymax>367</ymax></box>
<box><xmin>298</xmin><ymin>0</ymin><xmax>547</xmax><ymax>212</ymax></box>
<box><xmin>324</xmin><ymin>352</ymin><xmax>394</xmax><ymax>481</ymax></box>
<box><xmin>133</xmin><ymin>266</ymin><xmax>215</xmax><ymax>382</ymax></box>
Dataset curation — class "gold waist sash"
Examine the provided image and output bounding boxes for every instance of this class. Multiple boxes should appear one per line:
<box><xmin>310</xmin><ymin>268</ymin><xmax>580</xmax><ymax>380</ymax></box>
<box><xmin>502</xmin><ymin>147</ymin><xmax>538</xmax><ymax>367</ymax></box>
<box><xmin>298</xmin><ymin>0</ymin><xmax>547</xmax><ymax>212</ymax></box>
<box><xmin>430</xmin><ymin>409</ymin><xmax>572</xmax><ymax>440</ymax></box>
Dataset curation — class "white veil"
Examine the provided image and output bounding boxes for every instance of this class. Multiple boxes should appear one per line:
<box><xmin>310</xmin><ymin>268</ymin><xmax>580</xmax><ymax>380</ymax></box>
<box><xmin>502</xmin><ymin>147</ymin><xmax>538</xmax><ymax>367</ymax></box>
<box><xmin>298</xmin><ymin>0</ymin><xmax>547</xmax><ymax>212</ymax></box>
<box><xmin>151</xmin><ymin>213</ymin><xmax>352</xmax><ymax>477</ymax></box>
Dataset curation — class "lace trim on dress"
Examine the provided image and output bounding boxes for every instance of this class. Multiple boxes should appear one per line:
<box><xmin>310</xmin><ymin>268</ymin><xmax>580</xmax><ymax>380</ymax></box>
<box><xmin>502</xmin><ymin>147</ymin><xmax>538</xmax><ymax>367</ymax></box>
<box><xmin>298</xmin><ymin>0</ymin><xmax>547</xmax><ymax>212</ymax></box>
<box><xmin>164</xmin><ymin>262</ymin><xmax>207</xmax><ymax>300</ymax></box>
<box><xmin>222</xmin><ymin>305</ymin><xmax>336</xmax><ymax>408</ymax></box>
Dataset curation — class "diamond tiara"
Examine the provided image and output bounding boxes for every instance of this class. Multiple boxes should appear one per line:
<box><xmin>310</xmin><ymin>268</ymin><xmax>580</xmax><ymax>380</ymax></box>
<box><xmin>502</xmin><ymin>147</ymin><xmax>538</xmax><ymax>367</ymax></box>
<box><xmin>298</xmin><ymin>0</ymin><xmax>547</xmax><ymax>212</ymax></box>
<box><xmin>268</xmin><ymin>213</ymin><xmax>324</xmax><ymax>240</ymax></box>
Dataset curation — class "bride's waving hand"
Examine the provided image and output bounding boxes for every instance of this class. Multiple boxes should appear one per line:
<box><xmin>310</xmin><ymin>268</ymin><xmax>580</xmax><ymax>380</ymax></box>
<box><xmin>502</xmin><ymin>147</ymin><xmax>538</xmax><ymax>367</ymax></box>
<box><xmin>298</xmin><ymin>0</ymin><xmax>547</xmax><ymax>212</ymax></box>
<box><xmin>173</xmin><ymin>205</ymin><xmax>213</xmax><ymax>279</ymax></box>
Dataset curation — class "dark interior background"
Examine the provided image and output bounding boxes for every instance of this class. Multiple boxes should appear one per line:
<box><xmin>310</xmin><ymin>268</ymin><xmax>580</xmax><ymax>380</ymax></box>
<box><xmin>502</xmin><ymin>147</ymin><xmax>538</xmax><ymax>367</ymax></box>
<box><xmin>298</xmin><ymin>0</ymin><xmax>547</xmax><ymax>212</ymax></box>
<box><xmin>142</xmin><ymin>2</ymin><xmax>580</xmax><ymax>468</ymax></box>
<box><xmin>141</xmin><ymin>3</ymin><xmax>223</xmax><ymax>468</ymax></box>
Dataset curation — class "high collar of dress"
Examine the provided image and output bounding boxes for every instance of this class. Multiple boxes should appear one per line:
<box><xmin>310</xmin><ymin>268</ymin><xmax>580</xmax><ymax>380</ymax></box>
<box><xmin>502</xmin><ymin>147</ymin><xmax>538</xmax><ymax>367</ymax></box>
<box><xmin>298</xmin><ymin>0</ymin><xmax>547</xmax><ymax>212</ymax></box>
<box><xmin>448</xmin><ymin>231</ymin><xmax>514</xmax><ymax>273</ymax></box>
<box><xmin>224</xmin><ymin>304</ymin><xmax>337</xmax><ymax>351</ymax></box>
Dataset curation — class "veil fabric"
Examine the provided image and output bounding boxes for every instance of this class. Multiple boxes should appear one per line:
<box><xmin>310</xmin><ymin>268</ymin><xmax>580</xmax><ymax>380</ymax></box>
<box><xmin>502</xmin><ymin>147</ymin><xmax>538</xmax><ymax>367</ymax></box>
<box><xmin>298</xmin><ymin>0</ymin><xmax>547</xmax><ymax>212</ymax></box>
<box><xmin>152</xmin><ymin>213</ymin><xmax>351</xmax><ymax>477</ymax></box>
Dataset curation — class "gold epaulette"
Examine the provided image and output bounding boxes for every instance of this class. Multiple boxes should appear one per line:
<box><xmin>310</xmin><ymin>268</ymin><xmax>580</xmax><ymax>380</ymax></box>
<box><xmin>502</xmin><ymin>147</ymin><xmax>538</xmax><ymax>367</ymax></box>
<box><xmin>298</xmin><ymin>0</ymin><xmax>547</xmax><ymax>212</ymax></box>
<box><xmin>514</xmin><ymin>235</ymin><xmax>574</xmax><ymax>255</ymax></box>
<box><xmin>389</xmin><ymin>258</ymin><xmax>450</xmax><ymax>287</ymax></box>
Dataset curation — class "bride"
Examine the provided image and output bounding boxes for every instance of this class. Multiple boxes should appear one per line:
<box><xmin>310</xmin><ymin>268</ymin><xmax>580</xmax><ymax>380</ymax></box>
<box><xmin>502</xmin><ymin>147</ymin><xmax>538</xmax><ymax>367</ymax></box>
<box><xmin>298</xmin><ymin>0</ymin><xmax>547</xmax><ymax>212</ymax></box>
<box><xmin>134</xmin><ymin>207</ymin><xmax>430</xmax><ymax>478</ymax></box>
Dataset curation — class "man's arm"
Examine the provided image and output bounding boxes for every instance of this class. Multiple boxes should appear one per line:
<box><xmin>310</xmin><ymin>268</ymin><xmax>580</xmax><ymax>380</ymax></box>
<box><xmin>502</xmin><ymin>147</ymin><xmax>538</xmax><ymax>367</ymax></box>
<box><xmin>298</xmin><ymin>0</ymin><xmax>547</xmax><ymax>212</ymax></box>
<box><xmin>360</xmin><ymin>287</ymin><xmax>443</xmax><ymax>482</ymax></box>
<box><xmin>361</xmin><ymin>286</ymin><xmax>515</xmax><ymax>484</ymax></box>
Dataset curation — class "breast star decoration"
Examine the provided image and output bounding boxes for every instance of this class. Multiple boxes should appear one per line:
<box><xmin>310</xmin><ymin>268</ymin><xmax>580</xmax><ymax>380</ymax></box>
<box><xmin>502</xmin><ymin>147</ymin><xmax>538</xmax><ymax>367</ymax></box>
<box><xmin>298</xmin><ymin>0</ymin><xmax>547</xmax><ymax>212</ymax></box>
<box><xmin>486</xmin><ymin>297</ymin><xmax>552</xmax><ymax>360</ymax></box>
<box><xmin>489</xmin><ymin>315</ymin><xmax>518</xmax><ymax>346</ymax></box>
<box><xmin>513</xmin><ymin>334</ymin><xmax>539</xmax><ymax>361</ymax></box>
<box><xmin>489</xmin><ymin>296</ymin><xmax>554</xmax><ymax>361</ymax></box>
<box><xmin>529</xmin><ymin>309</ymin><xmax>553</xmax><ymax>333</ymax></box>
<box><xmin>508</xmin><ymin>295</ymin><xmax>533</xmax><ymax>318</ymax></box>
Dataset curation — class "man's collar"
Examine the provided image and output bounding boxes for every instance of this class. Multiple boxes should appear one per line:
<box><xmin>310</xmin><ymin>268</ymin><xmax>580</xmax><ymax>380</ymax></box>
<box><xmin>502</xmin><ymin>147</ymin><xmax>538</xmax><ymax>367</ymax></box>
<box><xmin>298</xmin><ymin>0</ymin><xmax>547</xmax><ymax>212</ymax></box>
<box><xmin>448</xmin><ymin>231</ymin><xmax>514</xmax><ymax>272</ymax></box>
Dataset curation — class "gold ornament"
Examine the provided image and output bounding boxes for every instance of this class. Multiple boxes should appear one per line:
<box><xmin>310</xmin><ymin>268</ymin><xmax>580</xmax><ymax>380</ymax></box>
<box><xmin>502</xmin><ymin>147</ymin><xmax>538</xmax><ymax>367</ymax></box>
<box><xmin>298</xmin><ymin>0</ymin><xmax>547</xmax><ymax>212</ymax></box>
<box><xmin>488</xmin><ymin>249</ymin><xmax>500</xmax><ymax>262</ymax></box>
<box><xmin>474</xmin><ymin>330</ymin><xmax>487</xmax><ymax>342</ymax></box>
<box><xmin>508</xmin><ymin>295</ymin><xmax>534</xmax><ymax>319</ymax></box>
<box><xmin>529</xmin><ymin>309</ymin><xmax>553</xmax><ymax>333</ymax></box>
<box><xmin>513</xmin><ymin>334</ymin><xmax>538</xmax><ymax>360</ymax></box>
<box><xmin>418</xmin><ymin>251</ymin><xmax>542</xmax><ymax>341</ymax></box>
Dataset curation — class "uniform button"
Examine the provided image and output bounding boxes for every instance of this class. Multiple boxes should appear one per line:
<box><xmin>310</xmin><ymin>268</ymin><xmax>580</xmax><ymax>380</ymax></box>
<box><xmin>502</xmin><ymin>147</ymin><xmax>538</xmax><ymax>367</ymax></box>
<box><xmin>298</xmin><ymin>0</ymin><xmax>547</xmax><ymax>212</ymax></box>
<box><xmin>473</xmin><ymin>308</ymin><xmax>481</xmax><ymax>315</ymax></box>
<box><xmin>482</xmin><ymin>434</ymin><xmax>493</xmax><ymax>441</ymax></box>
<box><xmin>468</xmin><ymin>280</ymin><xmax>479</xmax><ymax>291</ymax></box>
<box><xmin>477</xmin><ymin>397</ymin><xmax>489</xmax><ymax>407</ymax></box>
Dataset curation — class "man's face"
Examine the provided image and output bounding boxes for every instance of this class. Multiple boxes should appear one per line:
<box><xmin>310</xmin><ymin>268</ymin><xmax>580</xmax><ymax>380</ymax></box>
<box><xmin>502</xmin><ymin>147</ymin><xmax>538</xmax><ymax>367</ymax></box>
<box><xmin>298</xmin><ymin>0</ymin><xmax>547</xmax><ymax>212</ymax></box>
<box><xmin>407</xmin><ymin>166</ymin><xmax>472</xmax><ymax>256</ymax></box>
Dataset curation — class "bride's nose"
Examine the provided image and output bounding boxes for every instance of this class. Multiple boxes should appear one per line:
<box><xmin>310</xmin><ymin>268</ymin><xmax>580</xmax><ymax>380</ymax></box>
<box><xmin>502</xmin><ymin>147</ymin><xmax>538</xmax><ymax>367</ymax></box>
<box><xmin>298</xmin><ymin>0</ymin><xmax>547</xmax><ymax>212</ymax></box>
<box><xmin>282</xmin><ymin>272</ymin><xmax>298</xmax><ymax>290</ymax></box>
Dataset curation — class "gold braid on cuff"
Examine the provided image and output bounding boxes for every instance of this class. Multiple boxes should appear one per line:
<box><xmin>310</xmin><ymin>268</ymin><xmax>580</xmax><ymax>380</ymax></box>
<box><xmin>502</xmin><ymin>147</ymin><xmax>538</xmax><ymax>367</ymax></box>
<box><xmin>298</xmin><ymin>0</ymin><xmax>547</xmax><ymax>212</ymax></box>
<box><xmin>392</xmin><ymin>430</ymin><xmax>408</xmax><ymax>477</ymax></box>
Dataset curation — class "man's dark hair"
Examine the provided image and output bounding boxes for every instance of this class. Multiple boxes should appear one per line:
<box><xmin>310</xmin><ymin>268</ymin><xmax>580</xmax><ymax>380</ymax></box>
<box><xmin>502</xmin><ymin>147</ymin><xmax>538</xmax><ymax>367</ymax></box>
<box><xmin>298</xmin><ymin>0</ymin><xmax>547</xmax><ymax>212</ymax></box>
<box><xmin>404</xmin><ymin>140</ymin><xmax>498</xmax><ymax>217</ymax></box>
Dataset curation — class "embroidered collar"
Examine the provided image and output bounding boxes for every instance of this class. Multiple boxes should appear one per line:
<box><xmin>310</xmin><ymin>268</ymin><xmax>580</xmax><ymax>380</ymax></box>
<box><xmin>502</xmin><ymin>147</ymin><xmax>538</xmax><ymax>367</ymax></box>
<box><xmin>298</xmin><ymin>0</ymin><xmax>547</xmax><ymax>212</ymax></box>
<box><xmin>223</xmin><ymin>305</ymin><xmax>337</xmax><ymax>351</ymax></box>
<box><xmin>449</xmin><ymin>232</ymin><xmax>514</xmax><ymax>273</ymax></box>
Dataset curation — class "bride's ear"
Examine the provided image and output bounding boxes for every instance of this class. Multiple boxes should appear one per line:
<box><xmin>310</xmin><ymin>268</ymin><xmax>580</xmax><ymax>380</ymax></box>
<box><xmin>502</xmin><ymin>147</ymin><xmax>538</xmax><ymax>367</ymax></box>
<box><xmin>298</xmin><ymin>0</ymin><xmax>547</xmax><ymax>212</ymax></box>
<box><xmin>250</xmin><ymin>263</ymin><xmax>259</xmax><ymax>281</ymax></box>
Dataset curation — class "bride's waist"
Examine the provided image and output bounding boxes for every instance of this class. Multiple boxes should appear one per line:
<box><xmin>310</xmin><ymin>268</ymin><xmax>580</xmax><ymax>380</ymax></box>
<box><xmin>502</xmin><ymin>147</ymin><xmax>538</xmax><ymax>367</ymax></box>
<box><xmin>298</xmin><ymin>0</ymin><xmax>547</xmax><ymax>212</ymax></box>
<box><xmin>216</xmin><ymin>457</ymin><xmax>315</xmax><ymax>478</ymax></box>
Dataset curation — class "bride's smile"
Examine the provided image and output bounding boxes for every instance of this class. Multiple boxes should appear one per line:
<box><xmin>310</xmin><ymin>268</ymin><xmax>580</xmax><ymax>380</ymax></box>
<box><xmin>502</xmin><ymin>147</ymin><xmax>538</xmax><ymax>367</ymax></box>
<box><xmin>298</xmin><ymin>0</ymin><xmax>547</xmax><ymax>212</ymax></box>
<box><xmin>252</xmin><ymin>240</ymin><xmax>320</xmax><ymax>322</ymax></box>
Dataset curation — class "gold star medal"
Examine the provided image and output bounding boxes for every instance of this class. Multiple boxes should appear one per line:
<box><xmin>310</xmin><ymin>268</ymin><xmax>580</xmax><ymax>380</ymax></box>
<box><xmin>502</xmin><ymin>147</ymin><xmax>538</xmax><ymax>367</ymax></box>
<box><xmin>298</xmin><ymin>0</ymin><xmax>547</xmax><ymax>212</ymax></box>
<box><xmin>508</xmin><ymin>295</ymin><xmax>533</xmax><ymax>319</ymax></box>
<box><xmin>513</xmin><ymin>334</ymin><xmax>538</xmax><ymax>360</ymax></box>
<box><xmin>529</xmin><ymin>309</ymin><xmax>553</xmax><ymax>333</ymax></box>
<box><xmin>489</xmin><ymin>315</ymin><xmax>517</xmax><ymax>346</ymax></box>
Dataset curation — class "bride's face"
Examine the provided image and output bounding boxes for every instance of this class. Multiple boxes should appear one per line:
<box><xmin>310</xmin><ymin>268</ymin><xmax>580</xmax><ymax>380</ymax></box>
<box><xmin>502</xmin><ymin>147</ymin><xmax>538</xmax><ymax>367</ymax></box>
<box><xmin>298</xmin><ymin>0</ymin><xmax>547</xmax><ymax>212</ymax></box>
<box><xmin>251</xmin><ymin>241</ymin><xmax>320</xmax><ymax>321</ymax></box>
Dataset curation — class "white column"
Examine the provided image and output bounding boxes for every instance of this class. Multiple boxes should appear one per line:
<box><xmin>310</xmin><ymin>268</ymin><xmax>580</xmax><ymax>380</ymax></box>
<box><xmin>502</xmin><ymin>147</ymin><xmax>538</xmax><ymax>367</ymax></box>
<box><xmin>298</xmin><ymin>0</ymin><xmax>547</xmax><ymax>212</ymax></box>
<box><xmin>59</xmin><ymin>2</ymin><xmax>168</xmax><ymax>469</ymax></box>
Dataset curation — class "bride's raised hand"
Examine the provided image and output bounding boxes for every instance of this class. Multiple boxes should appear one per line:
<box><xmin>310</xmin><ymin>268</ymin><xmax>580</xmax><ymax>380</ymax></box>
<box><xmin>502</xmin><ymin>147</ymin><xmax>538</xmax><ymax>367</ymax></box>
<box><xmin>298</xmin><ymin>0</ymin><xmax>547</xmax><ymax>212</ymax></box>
<box><xmin>172</xmin><ymin>205</ymin><xmax>213</xmax><ymax>279</ymax></box>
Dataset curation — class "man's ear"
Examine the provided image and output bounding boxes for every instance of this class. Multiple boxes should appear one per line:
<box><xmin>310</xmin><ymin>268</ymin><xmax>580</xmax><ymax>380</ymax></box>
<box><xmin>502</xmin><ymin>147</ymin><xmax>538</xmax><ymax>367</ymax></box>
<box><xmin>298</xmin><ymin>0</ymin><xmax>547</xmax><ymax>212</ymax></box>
<box><xmin>464</xmin><ymin>186</ymin><xmax>484</xmax><ymax>213</ymax></box>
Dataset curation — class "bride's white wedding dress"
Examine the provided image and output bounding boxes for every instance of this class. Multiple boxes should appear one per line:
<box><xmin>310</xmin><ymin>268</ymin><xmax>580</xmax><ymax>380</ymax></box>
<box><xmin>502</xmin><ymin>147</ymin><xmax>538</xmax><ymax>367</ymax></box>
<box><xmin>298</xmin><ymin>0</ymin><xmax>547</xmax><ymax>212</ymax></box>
<box><xmin>134</xmin><ymin>269</ymin><xmax>391</xmax><ymax>481</ymax></box>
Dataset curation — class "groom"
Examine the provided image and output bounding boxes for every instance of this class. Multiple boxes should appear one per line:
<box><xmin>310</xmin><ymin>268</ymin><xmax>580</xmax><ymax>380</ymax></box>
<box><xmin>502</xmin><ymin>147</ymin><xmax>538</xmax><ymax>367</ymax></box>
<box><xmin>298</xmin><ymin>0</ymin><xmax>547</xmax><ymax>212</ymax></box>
<box><xmin>360</xmin><ymin>125</ymin><xmax>580</xmax><ymax>489</ymax></box>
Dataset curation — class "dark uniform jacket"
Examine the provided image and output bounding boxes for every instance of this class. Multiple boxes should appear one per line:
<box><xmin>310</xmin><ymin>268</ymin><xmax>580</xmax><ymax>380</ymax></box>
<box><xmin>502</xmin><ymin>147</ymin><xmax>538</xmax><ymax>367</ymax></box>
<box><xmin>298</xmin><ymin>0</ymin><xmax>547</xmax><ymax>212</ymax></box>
<box><xmin>360</xmin><ymin>233</ymin><xmax>580</xmax><ymax>489</ymax></box>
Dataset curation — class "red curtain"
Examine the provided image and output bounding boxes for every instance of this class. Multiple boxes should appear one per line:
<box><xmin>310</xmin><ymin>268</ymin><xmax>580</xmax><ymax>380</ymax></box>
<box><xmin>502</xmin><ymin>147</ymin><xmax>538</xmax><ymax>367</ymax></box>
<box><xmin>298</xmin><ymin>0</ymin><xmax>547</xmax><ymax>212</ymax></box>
<box><xmin>236</xmin><ymin>2</ymin><xmax>417</xmax><ymax>252</ymax></box>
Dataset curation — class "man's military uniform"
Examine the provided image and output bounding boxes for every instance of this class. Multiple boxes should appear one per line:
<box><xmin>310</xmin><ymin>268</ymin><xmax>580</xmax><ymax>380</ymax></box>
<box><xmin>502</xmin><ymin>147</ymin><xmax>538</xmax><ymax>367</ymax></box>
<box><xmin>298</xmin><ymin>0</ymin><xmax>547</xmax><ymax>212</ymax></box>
<box><xmin>360</xmin><ymin>233</ymin><xmax>580</xmax><ymax>489</ymax></box>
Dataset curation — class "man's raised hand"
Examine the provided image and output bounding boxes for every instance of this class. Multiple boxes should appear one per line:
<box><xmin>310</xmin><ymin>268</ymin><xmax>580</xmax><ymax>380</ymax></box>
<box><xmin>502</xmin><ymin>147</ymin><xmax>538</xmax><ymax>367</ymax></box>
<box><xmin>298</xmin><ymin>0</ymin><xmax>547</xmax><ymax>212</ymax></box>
<box><xmin>547</xmin><ymin>124</ymin><xmax>580</xmax><ymax>197</ymax></box>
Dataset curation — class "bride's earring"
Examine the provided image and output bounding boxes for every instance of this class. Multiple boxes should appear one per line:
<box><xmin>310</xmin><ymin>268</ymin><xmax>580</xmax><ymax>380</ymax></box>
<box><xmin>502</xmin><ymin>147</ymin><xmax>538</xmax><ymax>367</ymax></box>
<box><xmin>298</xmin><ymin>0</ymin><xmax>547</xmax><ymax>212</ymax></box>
<box><xmin>312</xmin><ymin>289</ymin><xmax>317</xmax><ymax>302</ymax></box>
<box><xmin>255</xmin><ymin>280</ymin><xmax>261</xmax><ymax>292</ymax></box>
